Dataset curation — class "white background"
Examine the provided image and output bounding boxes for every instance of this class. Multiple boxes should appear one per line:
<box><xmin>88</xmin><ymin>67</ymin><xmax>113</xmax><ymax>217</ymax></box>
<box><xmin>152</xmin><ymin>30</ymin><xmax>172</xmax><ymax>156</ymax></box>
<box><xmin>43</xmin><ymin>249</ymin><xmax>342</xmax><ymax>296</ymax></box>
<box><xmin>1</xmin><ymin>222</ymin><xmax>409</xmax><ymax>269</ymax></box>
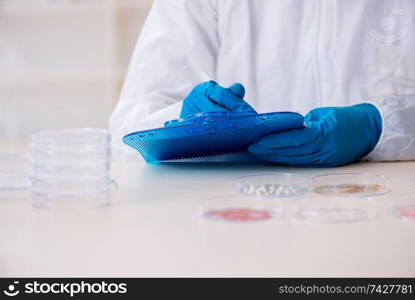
<box><xmin>0</xmin><ymin>0</ymin><xmax>153</xmax><ymax>152</ymax></box>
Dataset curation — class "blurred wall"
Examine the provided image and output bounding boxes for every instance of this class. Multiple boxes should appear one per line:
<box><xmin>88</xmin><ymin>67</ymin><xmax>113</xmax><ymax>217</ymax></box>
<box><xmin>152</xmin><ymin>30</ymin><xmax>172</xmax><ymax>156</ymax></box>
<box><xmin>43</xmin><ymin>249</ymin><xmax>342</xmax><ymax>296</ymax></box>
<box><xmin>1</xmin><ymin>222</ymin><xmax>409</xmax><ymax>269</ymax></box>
<box><xmin>0</xmin><ymin>0</ymin><xmax>153</xmax><ymax>150</ymax></box>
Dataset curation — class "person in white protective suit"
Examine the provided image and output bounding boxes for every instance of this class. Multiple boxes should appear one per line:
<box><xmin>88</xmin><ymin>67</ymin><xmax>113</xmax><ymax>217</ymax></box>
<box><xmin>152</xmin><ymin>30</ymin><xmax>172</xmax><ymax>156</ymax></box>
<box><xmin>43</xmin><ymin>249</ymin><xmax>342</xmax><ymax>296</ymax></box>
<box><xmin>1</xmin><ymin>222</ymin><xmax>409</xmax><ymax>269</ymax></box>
<box><xmin>110</xmin><ymin>0</ymin><xmax>415</xmax><ymax>166</ymax></box>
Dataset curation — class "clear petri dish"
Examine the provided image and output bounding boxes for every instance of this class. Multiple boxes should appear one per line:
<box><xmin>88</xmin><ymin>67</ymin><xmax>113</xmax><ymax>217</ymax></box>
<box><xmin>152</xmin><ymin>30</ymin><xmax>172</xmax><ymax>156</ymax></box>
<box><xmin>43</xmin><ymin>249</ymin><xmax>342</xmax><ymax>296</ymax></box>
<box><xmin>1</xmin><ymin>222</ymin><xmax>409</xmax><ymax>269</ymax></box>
<box><xmin>27</xmin><ymin>150</ymin><xmax>109</xmax><ymax>165</ymax></box>
<box><xmin>199</xmin><ymin>195</ymin><xmax>283</xmax><ymax>223</ymax></box>
<box><xmin>27</xmin><ymin>161</ymin><xmax>109</xmax><ymax>181</ymax></box>
<box><xmin>389</xmin><ymin>194</ymin><xmax>415</xmax><ymax>221</ymax></box>
<box><xmin>0</xmin><ymin>154</ymin><xmax>30</xmax><ymax>199</ymax></box>
<box><xmin>28</xmin><ymin>128</ymin><xmax>114</xmax><ymax>209</ymax></box>
<box><xmin>31</xmin><ymin>179</ymin><xmax>116</xmax><ymax>210</ymax></box>
<box><xmin>30</xmin><ymin>177</ymin><xmax>112</xmax><ymax>196</ymax></box>
<box><xmin>294</xmin><ymin>196</ymin><xmax>376</xmax><ymax>223</ymax></box>
<box><xmin>236</xmin><ymin>173</ymin><xmax>310</xmax><ymax>198</ymax></box>
<box><xmin>32</xmin><ymin>190</ymin><xmax>111</xmax><ymax>210</ymax></box>
<box><xmin>312</xmin><ymin>173</ymin><xmax>389</xmax><ymax>197</ymax></box>
<box><xmin>29</xmin><ymin>128</ymin><xmax>110</xmax><ymax>155</ymax></box>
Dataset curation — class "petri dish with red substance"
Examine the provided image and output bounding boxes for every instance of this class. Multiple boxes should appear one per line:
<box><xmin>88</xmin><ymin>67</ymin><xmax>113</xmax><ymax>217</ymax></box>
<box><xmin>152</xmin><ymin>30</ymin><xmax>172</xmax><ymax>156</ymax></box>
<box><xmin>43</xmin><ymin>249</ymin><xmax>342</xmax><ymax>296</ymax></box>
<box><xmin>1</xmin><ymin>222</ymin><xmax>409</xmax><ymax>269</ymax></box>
<box><xmin>199</xmin><ymin>195</ymin><xmax>283</xmax><ymax>223</ymax></box>
<box><xmin>205</xmin><ymin>208</ymin><xmax>273</xmax><ymax>222</ymax></box>
<box><xmin>389</xmin><ymin>194</ymin><xmax>415</xmax><ymax>221</ymax></box>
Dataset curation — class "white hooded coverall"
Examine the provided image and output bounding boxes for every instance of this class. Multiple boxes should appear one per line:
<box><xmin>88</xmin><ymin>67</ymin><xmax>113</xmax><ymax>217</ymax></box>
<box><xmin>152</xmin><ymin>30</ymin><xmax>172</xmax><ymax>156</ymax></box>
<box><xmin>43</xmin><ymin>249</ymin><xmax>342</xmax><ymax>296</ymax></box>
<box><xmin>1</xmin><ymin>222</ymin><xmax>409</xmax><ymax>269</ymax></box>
<box><xmin>110</xmin><ymin>0</ymin><xmax>415</xmax><ymax>162</ymax></box>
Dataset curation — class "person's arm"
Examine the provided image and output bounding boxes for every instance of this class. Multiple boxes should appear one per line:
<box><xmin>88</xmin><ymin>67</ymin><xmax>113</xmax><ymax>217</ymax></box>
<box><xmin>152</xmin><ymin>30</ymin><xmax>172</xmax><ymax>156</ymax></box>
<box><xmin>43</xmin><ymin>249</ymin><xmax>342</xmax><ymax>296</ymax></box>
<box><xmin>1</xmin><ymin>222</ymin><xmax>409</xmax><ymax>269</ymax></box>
<box><xmin>365</xmin><ymin>95</ymin><xmax>415</xmax><ymax>161</ymax></box>
<box><xmin>248</xmin><ymin>103</ymin><xmax>382</xmax><ymax>167</ymax></box>
<box><xmin>248</xmin><ymin>95</ymin><xmax>415</xmax><ymax>167</ymax></box>
<box><xmin>109</xmin><ymin>0</ymin><xmax>219</xmax><ymax>161</ymax></box>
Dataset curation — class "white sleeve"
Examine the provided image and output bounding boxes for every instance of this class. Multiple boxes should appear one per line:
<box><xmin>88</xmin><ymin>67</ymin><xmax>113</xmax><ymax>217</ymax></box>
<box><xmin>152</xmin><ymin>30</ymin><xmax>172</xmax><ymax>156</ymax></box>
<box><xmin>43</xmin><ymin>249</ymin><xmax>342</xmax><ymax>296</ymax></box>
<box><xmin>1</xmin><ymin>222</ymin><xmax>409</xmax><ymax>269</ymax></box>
<box><xmin>109</xmin><ymin>0</ymin><xmax>219</xmax><ymax>161</ymax></box>
<box><xmin>366</xmin><ymin>95</ymin><xmax>415</xmax><ymax>161</ymax></box>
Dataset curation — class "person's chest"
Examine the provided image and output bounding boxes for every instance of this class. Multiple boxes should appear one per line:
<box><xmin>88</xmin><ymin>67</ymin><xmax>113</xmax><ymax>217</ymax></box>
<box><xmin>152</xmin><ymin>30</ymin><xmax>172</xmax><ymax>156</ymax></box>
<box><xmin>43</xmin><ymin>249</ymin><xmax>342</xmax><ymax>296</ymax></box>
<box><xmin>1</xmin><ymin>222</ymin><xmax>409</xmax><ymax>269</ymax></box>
<box><xmin>215</xmin><ymin>0</ymin><xmax>415</xmax><ymax>113</ymax></box>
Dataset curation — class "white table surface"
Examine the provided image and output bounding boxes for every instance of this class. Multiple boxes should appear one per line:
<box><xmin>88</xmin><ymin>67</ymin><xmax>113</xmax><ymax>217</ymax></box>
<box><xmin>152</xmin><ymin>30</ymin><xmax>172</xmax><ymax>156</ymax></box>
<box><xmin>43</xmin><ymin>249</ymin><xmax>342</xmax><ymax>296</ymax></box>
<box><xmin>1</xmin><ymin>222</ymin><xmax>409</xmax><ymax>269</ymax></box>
<box><xmin>1</xmin><ymin>160</ymin><xmax>415</xmax><ymax>277</ymax></box>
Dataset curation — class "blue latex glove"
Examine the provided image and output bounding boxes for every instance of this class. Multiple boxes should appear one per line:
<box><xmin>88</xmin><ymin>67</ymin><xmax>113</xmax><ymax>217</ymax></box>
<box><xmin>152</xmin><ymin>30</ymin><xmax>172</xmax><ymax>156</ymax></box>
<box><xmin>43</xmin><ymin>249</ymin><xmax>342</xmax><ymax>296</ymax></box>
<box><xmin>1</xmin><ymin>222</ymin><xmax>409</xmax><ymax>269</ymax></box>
<box><xmin>248</xmin><ymin>103</ymin><xmax>382</xmax><ymax>167</ymax></box>
<box><xmin>180</xmin><ymin>81</ymin><xmax>256</xmax><ymax>118</ymax></box>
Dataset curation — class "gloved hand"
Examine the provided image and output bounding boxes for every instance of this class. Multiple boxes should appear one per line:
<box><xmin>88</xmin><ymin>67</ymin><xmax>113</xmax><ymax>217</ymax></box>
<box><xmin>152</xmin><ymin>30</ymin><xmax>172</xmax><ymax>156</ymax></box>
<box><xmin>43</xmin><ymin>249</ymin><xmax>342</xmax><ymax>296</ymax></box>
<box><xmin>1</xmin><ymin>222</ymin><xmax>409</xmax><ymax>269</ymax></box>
<box><xmin>180</xmin><ymin>81</ymin><xmax>256</xmax><ymax>118</ymax></box>
<box><xmin>248</xmin><ymin>103</ymin><xmax>382</xmax><ymax>167</ymax></box>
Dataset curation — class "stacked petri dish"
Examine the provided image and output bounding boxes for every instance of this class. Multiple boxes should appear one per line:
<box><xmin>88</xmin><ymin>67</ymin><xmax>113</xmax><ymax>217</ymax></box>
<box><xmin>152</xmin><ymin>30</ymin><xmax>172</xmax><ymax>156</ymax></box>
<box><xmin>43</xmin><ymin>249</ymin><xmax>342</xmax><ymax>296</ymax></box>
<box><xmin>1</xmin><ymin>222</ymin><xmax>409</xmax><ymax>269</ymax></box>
<box><xmin>27</xmin><ymin>128</ymin><xmax>113</xmax><ymax>210</ymax></box>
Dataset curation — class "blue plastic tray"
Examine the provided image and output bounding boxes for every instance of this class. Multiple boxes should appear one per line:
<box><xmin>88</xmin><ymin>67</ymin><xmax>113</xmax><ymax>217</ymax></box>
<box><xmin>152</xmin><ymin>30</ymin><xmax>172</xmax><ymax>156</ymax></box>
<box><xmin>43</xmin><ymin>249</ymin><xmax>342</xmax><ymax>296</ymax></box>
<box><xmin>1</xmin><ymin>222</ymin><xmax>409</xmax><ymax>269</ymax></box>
<box><xmin>123</xmin><ymin>111</ymin><xmax>304</xmax><ymax>163</ymax></box>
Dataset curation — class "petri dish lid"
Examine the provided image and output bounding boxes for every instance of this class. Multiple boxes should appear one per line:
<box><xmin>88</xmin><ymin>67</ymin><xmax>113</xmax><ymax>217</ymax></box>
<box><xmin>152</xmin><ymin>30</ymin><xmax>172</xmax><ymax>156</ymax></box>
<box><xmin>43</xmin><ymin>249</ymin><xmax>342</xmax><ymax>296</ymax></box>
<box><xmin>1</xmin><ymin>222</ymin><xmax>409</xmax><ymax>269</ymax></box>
<box><xmin>293</xmin><ymin>196</ymin><xmax>376</xmax><ymax>223</ymax></box>
<box><xmin>29</xmin><ymin>128</ymin><xmax>110</xmax><ymax>146</ymax></box>
<box><xmin>0</xmin><ymin>154</ymin><xmax>30</xmax><ymax>191</ymax></box>
<box><xmin>312</xmin><ymin>172</ymin><xmax>389</xmax><ymax>197</ymax></box>
<box><xmin>199</xmin><ymin>195</ymin><xmax>283</xmax><ymax>223</ymax></box>
<box><xmin>28</xmin><ymin>128</ymin><xmax>110</xmax><ymax>157</ymax></box>
<box><xmin>236</xmin><ymin>173</ymin><xmax>310</xmax><ymax>198</ymax></box>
